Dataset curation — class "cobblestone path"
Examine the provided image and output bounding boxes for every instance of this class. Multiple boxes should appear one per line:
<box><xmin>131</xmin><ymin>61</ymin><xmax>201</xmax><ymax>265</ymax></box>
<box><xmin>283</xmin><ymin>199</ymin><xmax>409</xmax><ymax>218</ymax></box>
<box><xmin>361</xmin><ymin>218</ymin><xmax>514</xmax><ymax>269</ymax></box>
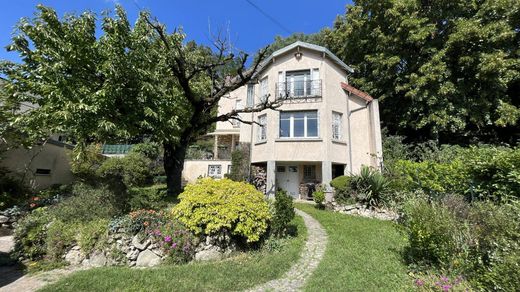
<box><xmin>246</xmin><ymin>209</ymin><xmax>328</xmax><ymax>292</ymax></box>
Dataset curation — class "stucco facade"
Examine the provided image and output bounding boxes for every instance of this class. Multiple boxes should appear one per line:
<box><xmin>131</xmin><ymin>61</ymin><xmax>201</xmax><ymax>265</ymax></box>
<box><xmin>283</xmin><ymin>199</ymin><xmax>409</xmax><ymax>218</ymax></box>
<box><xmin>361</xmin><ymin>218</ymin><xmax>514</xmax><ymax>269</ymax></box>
<box><xmin>0</xmin><ymin>139</ymin><xmax>74</xmax><ymax>189</ymax></box>
<box><xmin>184</xmin><ymin>42</ymin><xmax>383</xmax><ymax>198</ymax></box>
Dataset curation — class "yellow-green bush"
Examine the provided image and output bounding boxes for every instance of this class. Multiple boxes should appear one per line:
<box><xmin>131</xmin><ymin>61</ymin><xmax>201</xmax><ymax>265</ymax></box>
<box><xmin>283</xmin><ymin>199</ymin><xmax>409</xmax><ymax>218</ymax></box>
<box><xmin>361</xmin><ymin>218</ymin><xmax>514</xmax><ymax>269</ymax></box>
<box><xmin>172</xmin><ymin>178</ymin><xmax>271</xmax><ymax>243</ymax></box>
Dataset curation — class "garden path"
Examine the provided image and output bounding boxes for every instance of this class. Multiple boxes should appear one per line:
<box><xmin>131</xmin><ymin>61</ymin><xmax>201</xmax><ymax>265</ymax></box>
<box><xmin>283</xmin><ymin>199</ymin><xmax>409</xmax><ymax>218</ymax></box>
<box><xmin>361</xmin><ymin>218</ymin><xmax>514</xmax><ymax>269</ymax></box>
<box><xmin>246</xmin><ymin>209</ymin><xmax>328</xmax><ymax>292</ymax></box>
<box><xmin>0</xmin><ymin>235</ymin><xmax>83</xmax><ymax>292</ymax></box>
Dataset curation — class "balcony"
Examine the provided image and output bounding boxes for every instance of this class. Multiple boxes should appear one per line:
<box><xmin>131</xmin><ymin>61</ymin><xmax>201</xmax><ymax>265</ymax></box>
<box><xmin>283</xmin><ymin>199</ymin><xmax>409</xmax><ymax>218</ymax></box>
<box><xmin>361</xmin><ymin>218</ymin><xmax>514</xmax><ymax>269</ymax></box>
<box><xmin>276</xmin><ymin>79</ymin><xmax>322</xmax><ymax>100</ymax></box>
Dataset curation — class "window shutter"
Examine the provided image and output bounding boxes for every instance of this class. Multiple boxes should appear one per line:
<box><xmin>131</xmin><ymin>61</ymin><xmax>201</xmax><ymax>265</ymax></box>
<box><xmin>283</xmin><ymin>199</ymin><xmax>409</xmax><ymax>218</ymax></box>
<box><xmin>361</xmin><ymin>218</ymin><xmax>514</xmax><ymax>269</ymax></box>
<box><xmin>278</xmin><ymin>71</ymin><xmax>285</xmax><ymax>99</ymax></box>
<box><xmin>312</xmin><ymin>68</ymin><xmax>320</xmax><ymax>96</ymax></box>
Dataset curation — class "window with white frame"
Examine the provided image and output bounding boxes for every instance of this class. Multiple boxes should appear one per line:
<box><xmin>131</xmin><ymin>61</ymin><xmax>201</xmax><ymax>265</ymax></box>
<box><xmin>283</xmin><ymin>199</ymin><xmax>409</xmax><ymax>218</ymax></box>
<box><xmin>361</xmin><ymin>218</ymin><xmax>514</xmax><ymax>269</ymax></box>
<box><xmin>332</xmin><ymin>111</ymin><xmax>343</xmax><ymax>140</ymax></box>
<box><xmin>279</xmin><ymin>111</ymin><xmax>318</xmax><ymax>138</ymax></box>
<box><xmin>258</xmin><ymin>114</ymin><xmax>267</xmax><ymax>141</ymax></box>
<box><xmin>259</xmin><ymin>77</ymin><xmax>268</xmax><ymax>103</ymax></box>
<box><xmin>246</xmin><ymin>84</ymin><xmax>254</xmax><ymax>107</ymax></box>
<box><xmin>208</xmin><ymin>165</ymin><xmax>222</xmax><ymax>178</ymax></box>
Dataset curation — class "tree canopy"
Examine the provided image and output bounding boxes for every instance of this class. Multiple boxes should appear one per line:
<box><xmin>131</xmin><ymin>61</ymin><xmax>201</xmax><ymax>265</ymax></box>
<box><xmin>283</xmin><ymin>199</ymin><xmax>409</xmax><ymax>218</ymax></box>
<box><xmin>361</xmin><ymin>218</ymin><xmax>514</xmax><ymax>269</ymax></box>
<box><xmin>322</xmin><ymin>0</ymin><xmax>520</xmax><ymax>143</ymax></box>
<box><xmin>0</xmin><ymin>5</ymin><xmax>278</xmax><ymax>195</ymax></box>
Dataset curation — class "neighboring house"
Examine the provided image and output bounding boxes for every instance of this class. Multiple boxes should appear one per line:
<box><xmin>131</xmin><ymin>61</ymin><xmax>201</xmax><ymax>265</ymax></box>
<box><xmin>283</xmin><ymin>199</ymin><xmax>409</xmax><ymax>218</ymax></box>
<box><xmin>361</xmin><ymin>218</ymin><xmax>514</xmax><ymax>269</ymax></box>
<box><xmin>183</xmin><ymin>41</ymin><xmax>383</xmax><ymax>198</ymax></box>
<box><xmin>0</xmin><ymin>135</ymin><xmax>75</xmax><ymax>190</ymax></box>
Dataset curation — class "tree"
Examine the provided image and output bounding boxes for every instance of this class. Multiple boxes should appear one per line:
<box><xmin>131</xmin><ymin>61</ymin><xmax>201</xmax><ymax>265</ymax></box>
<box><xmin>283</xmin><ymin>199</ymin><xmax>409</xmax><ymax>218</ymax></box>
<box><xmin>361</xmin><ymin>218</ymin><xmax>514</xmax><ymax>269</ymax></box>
<box><xmin>0</xmin><ymin>5</ymin><xmax>280</xmax><ymax>196</ymax></box>
<box><xmin>324</xmin><ymin>0</ymin><xmax>520</xmax><ymax>143</ymax></box>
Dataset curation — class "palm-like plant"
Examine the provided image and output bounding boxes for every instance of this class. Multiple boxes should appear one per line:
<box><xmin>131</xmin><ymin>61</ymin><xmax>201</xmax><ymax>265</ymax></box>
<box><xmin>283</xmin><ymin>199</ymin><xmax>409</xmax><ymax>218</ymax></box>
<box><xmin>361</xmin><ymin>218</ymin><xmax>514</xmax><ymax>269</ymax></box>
<box><xmin>351</xmin><ymin>166</ymin><xmax>389</xmax><ymax>208</ymax></box>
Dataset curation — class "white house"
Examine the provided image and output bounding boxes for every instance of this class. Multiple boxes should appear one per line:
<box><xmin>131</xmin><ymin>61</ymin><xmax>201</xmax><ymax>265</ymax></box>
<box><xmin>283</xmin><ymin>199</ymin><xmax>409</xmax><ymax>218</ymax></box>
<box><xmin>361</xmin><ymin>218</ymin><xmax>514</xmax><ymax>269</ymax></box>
<box><xmin>183</xmin><ymin>42</ymin><xmax>383</xmax><ymax>198</ymax></box>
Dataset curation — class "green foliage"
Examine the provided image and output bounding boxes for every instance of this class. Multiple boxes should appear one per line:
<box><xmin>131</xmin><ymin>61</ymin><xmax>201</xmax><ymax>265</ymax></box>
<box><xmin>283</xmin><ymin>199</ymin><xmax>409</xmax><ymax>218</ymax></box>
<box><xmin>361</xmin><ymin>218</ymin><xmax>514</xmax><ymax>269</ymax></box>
<box><xmin>402</xmin><ymin>198</ymin><xmax>465</xmax><ymax>267</ymax></box>
<box><xmin>325</xmin><ymin>0</ymin><xmax>520</xmax><ymax>142</ymax></box>
<box><xmin>392</xmin><ymin>160</ymin><xmax>467</xmax><ymax>196</ymax></box>
<box><xmin>0</xmin><ymin>167</ymin><xmax>27</xmax><ymax>209</ymax></box>
<box><xmin>148</xmin><ymin>217</ymin><xmax>195</xmax><ymax>264</ymax></box>
<box><xmin>128</xmin><ymin>185</ymin><xmax>169</xmax><ymax>211</ymax></box>
<box><xmin>130</xmin><ymin>143</ymin><xmax>160</xmax><ymax>160</ymax></box>
<box><xmin>462</xmin><ymin>146</ymin><xmax>520</xmax><ymax>202</ymax></box>
<box><xmin>313</xmin><ymin>188</ymin><xmax>325</xmax><ymax>208</ymax></box>
<box><xmin>77</xmin><ymin>219</ymin><xmax>109</xmax><ymax>255</ymax></box>
<box><xmin>228</xmin><ymin>146</ymin><xmax>250</xmax><ymax>182</ymax></box>
<box><xmin>350</xmin><ymin>166</ymin><xmax>390</xmax><ymax>207</ymax></box>
<box><xmin>172</xmin><ymin>178</ymin><xmax>271</xmax><ymax>242</ymax></box>
<box><xmin>330</xmin><ymin>175</ymin><xmax>353</xmax><ymax>204</ymax></box>
<box><xmin>13</xmin><ymin>207</ymin><xmax>52</xmax><ymax>260</ymax></box>
<box><xmin>49</xmin><ymin>183</ymin><xmax>123</xmax><ymax>223</ymax></box>
<box><xmin>401</xmin><ymin>198</ymin><xmax>520</xmax><ymax>291</ymax></box>
<box><xmin>69</xmin><ymin>144</ymin><xmax>105</xmax><ymax>181</ymax></box>
<box><xmin>390</xmin><ymin>146</ymin><xmax>520</xmax><ymax>202</ymax></box>
<box><xmin>96</xmin><ymin>152</ymin><xmax>152</xmax><ymax>188</ymax></box>
<box><xmin>46</xmin><ymin>220</ymin><xmax>77</xmax><ymax>261</ymax></box>
<box><xmin>270</xmin><ymin>190</ymin><xmax>295</xmax><ymax>237</ymax></box>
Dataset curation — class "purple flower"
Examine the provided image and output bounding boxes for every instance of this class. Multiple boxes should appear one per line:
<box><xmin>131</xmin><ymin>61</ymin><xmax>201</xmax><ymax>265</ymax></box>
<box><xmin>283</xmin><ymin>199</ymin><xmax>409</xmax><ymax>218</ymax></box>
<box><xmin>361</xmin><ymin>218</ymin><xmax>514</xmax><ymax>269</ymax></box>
<box><xmin>441</xmin><ymin>276</ymin><xmax>449</xmax><ymax>282</ymax></box>
<box><xmin>164</xmin><ymin>236</ymin><xmax>172</xmax><ymax>243</ymax></box>
<box><xmin>414</xmin><ymin>279</ymin><xmax>424</xmax><ymax>287</ymax></box>
<box><xmin>172</xmin><ymin>242</ymin><xmax>177</xmax><ymax>248</ymax></box>
<box><xmin>442</xmin><ymin>284</ymin><xmax>452</xmax><ymax>291</ymax></box>
<box><xmin>154</xmin><ymin>229</ymin><xmax>161</xmax><ymax>236</ymax></box>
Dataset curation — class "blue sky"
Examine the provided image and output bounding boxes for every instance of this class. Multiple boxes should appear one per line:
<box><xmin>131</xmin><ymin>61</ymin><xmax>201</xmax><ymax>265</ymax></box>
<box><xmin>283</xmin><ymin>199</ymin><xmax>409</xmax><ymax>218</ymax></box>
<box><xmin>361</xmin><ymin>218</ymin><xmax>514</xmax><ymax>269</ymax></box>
<box><xmin>0</xmin><ymin>0</ymin><xmax>351</xmax><ymax>63</ymax></box>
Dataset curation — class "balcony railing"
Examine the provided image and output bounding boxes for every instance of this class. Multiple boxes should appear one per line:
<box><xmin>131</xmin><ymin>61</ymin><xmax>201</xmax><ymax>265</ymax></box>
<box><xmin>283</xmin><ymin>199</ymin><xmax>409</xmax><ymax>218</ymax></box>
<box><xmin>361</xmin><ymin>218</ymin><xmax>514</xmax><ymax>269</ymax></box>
<box><xmin>276</xmin><ymin>79</ymin><xmax>322</xmax><ymax>100</ymax></box>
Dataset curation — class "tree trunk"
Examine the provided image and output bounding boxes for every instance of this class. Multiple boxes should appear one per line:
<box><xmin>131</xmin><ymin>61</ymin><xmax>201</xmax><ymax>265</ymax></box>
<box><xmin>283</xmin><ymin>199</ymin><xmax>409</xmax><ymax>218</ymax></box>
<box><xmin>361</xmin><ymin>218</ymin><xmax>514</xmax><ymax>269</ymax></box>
<box><xmin>163</xmin><ymin>141</ymin><xmax>188</xmax><ymax>197</ymax></box>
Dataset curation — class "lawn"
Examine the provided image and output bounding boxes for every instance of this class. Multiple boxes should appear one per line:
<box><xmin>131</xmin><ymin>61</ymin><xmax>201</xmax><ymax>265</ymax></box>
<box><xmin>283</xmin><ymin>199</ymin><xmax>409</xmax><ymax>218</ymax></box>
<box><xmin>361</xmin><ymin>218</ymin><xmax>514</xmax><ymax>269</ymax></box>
<box><xmin>296</xmin><ymin>203</ymin><xmax>412</xmax><ymax>292</ymax></box>
<box><xmin>39</xmin><ymin>215</ymin><xmax>307</xmax><ymax>292</ymax></box>
<box><xmin>40</xmin><ymin>204</ymin><xmax>412</xmax><ymax>291</ymax></box>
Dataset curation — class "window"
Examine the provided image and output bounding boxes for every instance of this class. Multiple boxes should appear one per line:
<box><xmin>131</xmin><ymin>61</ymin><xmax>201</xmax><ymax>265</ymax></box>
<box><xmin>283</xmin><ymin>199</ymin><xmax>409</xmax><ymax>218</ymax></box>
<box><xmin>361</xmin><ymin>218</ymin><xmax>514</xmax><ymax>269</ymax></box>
<box><xmin>208</xmin><ymin>165</ymin><xmax>222</xmax><ymax>178</ymax></box>
<box><xmin>279</xmin><ymin>111</ymin><xmax>318</xmax><ymax>138</ymax></box>
<box><xmin>276</xmin><ymin>166</ymin><xmax>286</xmax><ymax>172</ymax></box>
<box><xmin>286</xmin><ymin>70</ymin><xmax>311</xmax><ymax>97</ymax></box>
<box><xmin>288</xmin><ymin>166</ymin><xmax>298</xmax><ymax>172</ymax></box>
<box><xmin>246</xmin><ymin>84</ymin><xmax>254</xmax><ymax>107</ymax></box>
<box><xmin>303</xmin><ymin>165</ymin><xmax>316</xmax><ymax>181</ymax></box>
<box><xmin>258</xmin><ymin>114</ymin><xmax>267</xmax><ymax>141</ymax></box>
<box><xmin>332</xmin><ymin>112</ymin><xmax>343</xmax><ymax>140</ymax></box>
<box><xmin>231</xmin><ymin>100</ymin><xmax>242</xmax><ymax>128</ymax></box>
<box><xmin>35</xmin><ymin>168</ymin><xmax>51</xmax><ymax>175</ymax></box>
<box><xmin>259</xmin><ymin>77</ymin><xmax>268</xmax><ymax>103</ymax></box>
<box><xmin>227</xmin><ymin>165</ymin><xmax>232</xmax><ymax>174</ymax></box>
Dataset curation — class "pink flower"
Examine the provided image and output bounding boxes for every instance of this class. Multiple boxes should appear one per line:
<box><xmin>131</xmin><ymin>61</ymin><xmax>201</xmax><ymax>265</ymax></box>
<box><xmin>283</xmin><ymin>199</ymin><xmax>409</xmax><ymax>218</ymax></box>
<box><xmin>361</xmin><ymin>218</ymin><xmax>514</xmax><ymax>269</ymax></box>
<box><xmin>172</xmin><ymin>242</ymin><xmax>177</xmax><ymax>248</ymax></box>
<box><xmin>414</xmin><ymin>279</ymin><xmax>425</xmax><ymax>287</ymax></box>
<box><xmin>442</xmin><ymin>284</ymin><xmax>452</xmax><ymax>291</ymax></box>
<box><xmin>164</xmin><ymin>236</ymin><xmax>172</xmax><ymax>243</ymax></box>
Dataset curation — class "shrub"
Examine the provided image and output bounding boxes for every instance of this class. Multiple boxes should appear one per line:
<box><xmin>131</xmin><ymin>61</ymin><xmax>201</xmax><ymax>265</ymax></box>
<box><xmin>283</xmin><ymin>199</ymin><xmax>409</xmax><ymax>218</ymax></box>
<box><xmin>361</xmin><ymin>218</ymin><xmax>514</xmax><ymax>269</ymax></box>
<box><xmin>130</xmin><ymin>143</ymin><xmax>160</xmax><ymax>160</ymax></box>
<box><xmin>147</xmin><ymin>217</ymin><xmax>194</xmax><ymax>264</ymax></box>
<box><xmin>70</xmin><ymin>144</ymin><xmax>105</xmax><ymax>182</ymax></box>
<box><xmin>172</xmin><ymin>178</ymin><xmax>271</xmax><ymax>243</ymax></box>
<box><xmin>228</xmin><ymin>146</ymin><xmax>251</xmax><ymax>182</ymax></box>
<box><xmin>270</xmin><ymin>190</ymin><xmax>295</xmax><ymax>237</ymax></box>
<box><xmin>13</xmin><ymin>207</ymin><xmax>52</xmax><ymax>260</ymax></box>
<box><xmin>46</xmin><ymin>220</ymin><xmax>77</xmax><ymax>261</ymax></box>
<box><xmin>77</xmin><ymin>219</ymin><xmax>109</xmax><ymax>255</ymax></box>
<box><xmin>96</xmin><ymin>152</ymin><xmax>152</xmax><ymax>188</ymax></box>
<box><xmin>313</xmin><ymin>188</ymin><xmax>325</xmax><ymax>208</ymax></box>
<box><xmin>127</xmin><ymin>209</ymin><xmax>165</xmax><ymax>235</ymax></box>
<box><xmin>350</xmin><ymin>166</ymin><xmax>390</xmax><ymax>208</ymax></box>
<box><xmin>402</xmin><ymin>198</ymin><xmax>520</xmax><ymax>291</ymax></box>
<box><xmin>49</xmin><ymin>183</ymin><xmax>123</xmax><ymax>223</ymax></box>
<box><xmin>401</xmin><ymin>198</ymin><xmax>465</xmax><ymax>268</ymax></box>
<box><xmin>330</xmin><ymin>175</ymin><xmax>353</xmax><ymax>204</ymax></box>
<box><xmin>128</xmin><ymin>185</ymin><xmax>168</xmax><ymax>211</ymax></box>
<box><xmin>462</xmin><ymin>146</ymin><xmax>520</xmax><ymax>202</ymax></box>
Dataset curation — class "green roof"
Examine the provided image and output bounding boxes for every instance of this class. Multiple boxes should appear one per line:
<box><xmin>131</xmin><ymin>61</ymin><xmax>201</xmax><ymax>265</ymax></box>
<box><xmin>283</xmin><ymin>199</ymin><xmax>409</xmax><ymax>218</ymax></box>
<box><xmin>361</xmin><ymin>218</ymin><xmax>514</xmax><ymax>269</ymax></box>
<box><xmin>102</xmin><ymin>144</ymin><xmax>133</xmax><ymax>155</ymax></box>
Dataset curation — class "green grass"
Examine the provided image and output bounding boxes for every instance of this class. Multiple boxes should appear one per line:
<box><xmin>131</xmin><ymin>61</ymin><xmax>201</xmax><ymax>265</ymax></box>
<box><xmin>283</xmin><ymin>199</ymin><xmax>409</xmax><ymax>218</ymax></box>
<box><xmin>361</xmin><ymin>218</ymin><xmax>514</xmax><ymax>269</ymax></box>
<box><xmin>295</xmin><ymin>203</ymin><xmax>412</xmax><ymax>292</ymax></box>
<box><xmin>39</xmin><ymin>215</ymin><xmax>307</xmax><ymax>292</ymax></box>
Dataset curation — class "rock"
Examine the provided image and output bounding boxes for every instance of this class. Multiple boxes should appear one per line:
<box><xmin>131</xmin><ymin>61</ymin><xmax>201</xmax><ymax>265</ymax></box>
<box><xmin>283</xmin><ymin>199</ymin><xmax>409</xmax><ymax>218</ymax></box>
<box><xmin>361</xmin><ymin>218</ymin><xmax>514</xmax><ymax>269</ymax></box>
<box><xmin>71</xmin><ymin>245</ymin><xmax>81</xmax><ymax>250</ymax></box>
<box><xmin>151</xmin><ymin>248</ymin><xmax>164</xmax><ymax>257</ymax></box>
<box><xmin>136</xmin><ymin>249</ymin><xmax>161</xmax><ymax>267</ymax></box>
<box><xmin>127</xmin><ymin>249</ymin><xmax>140</xmax><ymax>261</ymax></box>
<box><xmin>89</xmin><ymin>251</ymin><xmax>107</xmax><ymax>267</ymax></box>
<box><xmin>0</xmin><ymin>215</ymin><xmax>9</xmax><ymax>224</ymax></box>
<box><xmin>195</xmin><ymin>246</ymin><xmax>223</xmax><ymax>261</ymax></box>
<box><xmin>65</xmin><ymin>249</ymin><xmax>85</xmax><ymax>265</ymax></box>
<box><xmin>132</xmin><ymin>235</ymin><xmax>150</xmax><ymax>250</ymax></box>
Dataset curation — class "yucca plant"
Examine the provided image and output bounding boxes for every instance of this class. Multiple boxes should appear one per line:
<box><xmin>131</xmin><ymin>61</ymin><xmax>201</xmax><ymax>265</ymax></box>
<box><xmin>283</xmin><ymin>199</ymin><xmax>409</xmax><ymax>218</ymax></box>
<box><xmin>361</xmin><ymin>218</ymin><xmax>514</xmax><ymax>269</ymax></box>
<box><xmin>351</xmin><ymin>166</ymin><xmax>389</xmax><ymax>208</ymax></box>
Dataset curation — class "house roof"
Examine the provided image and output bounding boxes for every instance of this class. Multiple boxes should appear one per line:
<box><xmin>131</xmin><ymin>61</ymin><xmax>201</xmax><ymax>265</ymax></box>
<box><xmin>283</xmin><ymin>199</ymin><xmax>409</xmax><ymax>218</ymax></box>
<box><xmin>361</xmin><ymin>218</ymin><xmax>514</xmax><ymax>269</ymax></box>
<box><xmin>256</xmin><ymin>41</ymin><xmax>354</xmax><ymax>77</ymax></box>
<box><xmin>340</xmin><ymin>82</ymin><xmax>374</xmax><ymax>103</ymax></box>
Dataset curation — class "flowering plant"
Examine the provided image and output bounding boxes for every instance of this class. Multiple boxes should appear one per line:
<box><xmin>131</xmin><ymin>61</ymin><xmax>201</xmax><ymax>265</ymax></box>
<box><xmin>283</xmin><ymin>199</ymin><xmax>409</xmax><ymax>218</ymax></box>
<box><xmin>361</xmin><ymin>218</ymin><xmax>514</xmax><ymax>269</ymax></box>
<box><xmin>148</xmin><ymin>218</ymin><xmax>195</xmax><ymax>264</ymax></box>
<box><xmin>412</xmin><ymin>272</ymin><xmax>471</xmax><ymax>291</ymax></box>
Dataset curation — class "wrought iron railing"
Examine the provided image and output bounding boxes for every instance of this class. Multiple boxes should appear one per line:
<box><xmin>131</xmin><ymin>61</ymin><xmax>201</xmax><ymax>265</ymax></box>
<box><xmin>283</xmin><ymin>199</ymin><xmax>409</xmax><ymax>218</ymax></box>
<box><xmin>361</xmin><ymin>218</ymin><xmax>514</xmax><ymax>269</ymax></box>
<box><xmin>275</xmin><ymin>79</ymin><xmax>322</xmax><ymax>100</ymax></box>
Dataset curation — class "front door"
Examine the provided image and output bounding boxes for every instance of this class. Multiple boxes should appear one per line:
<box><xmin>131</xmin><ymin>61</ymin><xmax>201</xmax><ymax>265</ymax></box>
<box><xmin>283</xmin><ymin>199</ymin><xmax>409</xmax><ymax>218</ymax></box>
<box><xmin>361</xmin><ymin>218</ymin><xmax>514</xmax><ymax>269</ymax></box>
<box><xmin>276</xmin><ymin>165</ymin><xmax>299</xmax><ymax>198</ymax></box>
